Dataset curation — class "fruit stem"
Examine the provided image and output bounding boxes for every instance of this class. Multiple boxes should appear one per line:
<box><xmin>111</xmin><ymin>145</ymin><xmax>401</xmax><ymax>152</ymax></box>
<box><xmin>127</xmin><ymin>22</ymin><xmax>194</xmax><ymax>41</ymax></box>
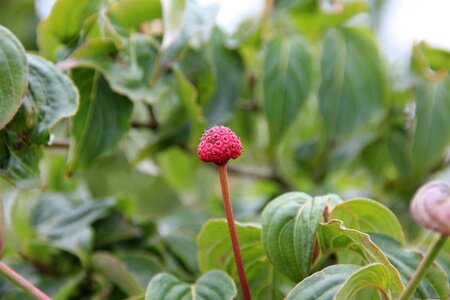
<box><xmin>218</xmin><ymin>164</ymin><xmax>252</xmax><ymax>300</ymax></box>
<box><xmin>0</xmin><ymin>262</ymin><xmax>52</xmax><ymax>300</ymax></box>
<box><xmin>398</xmin><ymin>234</ymin><xmax>448</xmax><ymax>300</ymax></box>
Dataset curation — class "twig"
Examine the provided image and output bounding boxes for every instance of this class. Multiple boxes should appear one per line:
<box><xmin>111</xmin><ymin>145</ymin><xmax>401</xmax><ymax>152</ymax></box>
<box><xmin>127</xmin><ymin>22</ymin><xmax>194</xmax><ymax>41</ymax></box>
<box><xmin>227</xmin><ymin>165</ymin><xmax>294</xmax><ymax>191</ymax></box>
<box><xmin>46</xmin><ymin>140</ymin><xmax>70</xmax><ymax>149</ymax></box>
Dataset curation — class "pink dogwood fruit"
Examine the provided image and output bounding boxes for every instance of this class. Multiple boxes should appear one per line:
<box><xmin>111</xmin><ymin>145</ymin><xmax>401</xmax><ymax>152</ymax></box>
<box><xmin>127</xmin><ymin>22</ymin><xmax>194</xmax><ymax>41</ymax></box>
<box><xmin>197</xmin><ymin>125</ymin><xmax>243</xmax><ymax>165</ymax></box>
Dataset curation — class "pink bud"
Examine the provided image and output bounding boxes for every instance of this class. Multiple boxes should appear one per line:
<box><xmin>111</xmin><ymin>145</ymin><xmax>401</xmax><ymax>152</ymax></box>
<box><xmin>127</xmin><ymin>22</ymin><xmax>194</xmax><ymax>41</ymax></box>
<box><xmin>197</xmin><ymin>125</ymin><xmax>243</xmax><ymax>166</ymax></box>
<box><xmin>410</xmin><ymin>180</ymin><xmax>450</xmax><ymax>236</ymax></box>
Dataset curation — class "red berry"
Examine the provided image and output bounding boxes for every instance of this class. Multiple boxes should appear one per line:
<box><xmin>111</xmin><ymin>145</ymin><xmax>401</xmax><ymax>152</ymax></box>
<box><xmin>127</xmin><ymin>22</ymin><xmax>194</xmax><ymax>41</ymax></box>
<box><xmin>197</xmin><ymin>125</ymin><xmax>243</xmax><ymax>165</ymax></box>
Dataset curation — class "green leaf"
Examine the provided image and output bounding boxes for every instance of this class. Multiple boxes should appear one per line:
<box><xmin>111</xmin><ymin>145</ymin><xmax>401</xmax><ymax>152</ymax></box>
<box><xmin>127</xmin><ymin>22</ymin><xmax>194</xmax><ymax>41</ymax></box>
<box><xmin>91</xmin><ymin>252</ymin><xmax>149</xmax><ymax>296</ymax></box>
<box><xmin>197</xmin><ymin>219</ymin><xmax>289</xmax><ymax>299</ymax></box>
<box><xmin>68</xmin><ymin>69</ymin><xmax>133</xmax><ymax>171</ymax></box>
<box><xmin>84</xmin><ymin>154</ymin><xmax>181</xmax><ymax>220</ymax></box>
<box><xmin>319</xmin><ymin>27</ymin><xmax>387</xmax><ymax>139</ymax></box>
<box><xmin>173</xmin><ymin>67</ymin><xmax>205</xmax><ymax>149</ymax></box>
<box><xmin>145</xmin><ymin>270</ymin><xmax>237</xmax><ymax>300</ymax></box>
<box><xmin>412</xmin><ymin>42</ymin><xmax>450</xmax><ymax>73</ymax></box>
<box><xmin>204</xmin><ymin>31</ymin><xmax>243</xmax><ymax>124</ymax></box>
<box><xmin>0</xmin><ymin>126</ymin><xmax>42</xmax><ymax>187</ymax></box>
<box><xmin>261</xmin><ymin>192</ymin><xmax>329</xmax><ymax>282</ymax></box>
<box><xmin>291</xmin><ymin>2</ymin><xmax>368</xmax><ymax>38</ymax></box>
<box><xmin>26</xmin><ymin>54</ymin><xmax>79</xmax><ymax>138</ymax></box>
<box><xmin>330</xmin><ymin>198</ymin><xmax>405</xmax><ymax>245</ymax></box>
<box><xmin>61</xmin><ymin>35</ymin><xmax>158</xmax><ymax>103</ymax></box>
<box><xmin>30</xmin><ymin>193</ymin><xmax>115</xmax><ymax>265</ymax></box>
<box><xmin>412</xmin><ymin>76</ymin><xmax>450</xmax><ymax>174</ymax></box>
<box><xmin>107</xmin><ymin>0</ymin><xmax>162</xmax><ymax>31</ymax></box>
<box><xmin>262</xmin><ymin>35</ymin><xmax>313</xmax><ymax>145</ymax></box>
<box><xmin>317</xmin><ymin>220</ymin><xmax>404</xmax><ymax>296</ymax></box>
<box><xmin>371</xmin><ymin>234</ymin><xmax>450</xmax><ymax>300</ymax></box>
<box><xmin>159</xmin><ymin>210</ymin><xmax>208</xmax><ymax>274</ymax></box>
<box><xmin>0</xmin><ymin>25</ymin><xmax>27</xmax><ymax>129</ymax></box>
<box><xmin>37</xmin><ymin>0</ymin><xmax>102</xmax><ymax>60</ymax></box>
<box><xmin>286</xmin><ymin>263</ymin><xmax>392</xmax><ymax>300</ymax></box>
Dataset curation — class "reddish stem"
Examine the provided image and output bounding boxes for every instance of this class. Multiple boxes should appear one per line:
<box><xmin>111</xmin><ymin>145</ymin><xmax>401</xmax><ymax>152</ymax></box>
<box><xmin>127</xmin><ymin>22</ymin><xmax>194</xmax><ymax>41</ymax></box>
<box><xmin>218</xmin><ymin>164</ymin><xmax>252</xmax><ymax>300</ymax></box>
<box><xmin>0</xmin><ymin>262</ymin><xmax>52</xmax><ymax>300</ymax></box>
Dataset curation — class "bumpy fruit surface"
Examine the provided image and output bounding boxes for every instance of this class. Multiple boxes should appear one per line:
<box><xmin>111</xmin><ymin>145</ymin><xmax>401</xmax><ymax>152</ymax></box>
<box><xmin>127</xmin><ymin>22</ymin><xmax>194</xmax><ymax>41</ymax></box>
<box><xmin>197</xmin><ymin>125</ymin><xmax>243</xmax><ymax>165</ymax></box>
<box><xmin>410</xmin><ymin>180</ymin><xmax>450</xmax><ymax>236</ymax></box>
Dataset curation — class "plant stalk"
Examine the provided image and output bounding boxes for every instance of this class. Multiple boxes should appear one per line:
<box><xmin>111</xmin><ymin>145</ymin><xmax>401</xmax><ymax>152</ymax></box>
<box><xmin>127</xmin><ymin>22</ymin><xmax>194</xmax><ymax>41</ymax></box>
<box><xmin>218</xmin><ymin>164</ymin><xmax>252</xmax><ymax>300</ymax></box>
<box><xmin>0</xmin><ymin>262</ymin><xmax>52</xmax><ymax>300</ymax></box>
<box><xmin>398</xmin><ymin>234</ymin><xmax>448</xmax><ymax>300</ymax></box>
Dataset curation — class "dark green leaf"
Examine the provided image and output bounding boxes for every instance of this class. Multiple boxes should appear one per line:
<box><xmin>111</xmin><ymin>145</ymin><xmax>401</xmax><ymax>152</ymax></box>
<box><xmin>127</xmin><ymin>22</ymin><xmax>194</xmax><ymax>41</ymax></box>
<box><xmin>205</xmin><ymin>32</ymin><xmax>243</xmax><ymax>124</ymax></box>
<box><xmin>0</xmin><ymin>25</ymin><xmax>27</xmax><ymax>129</ymax></box>
<box><xmin>263</xmin><ymin>35</ymin><xmax>313</xmax><ymax>145</ymax></box>
<box><xmin>372</xmin><ymin>234</ymin><xmax>450</xmax><ymax>300</ymax></box>
<box><xmin>145</xmin><ymin>270</ymin><xmax>237</xmax><ymax>300</ymax></box>
<box><xmin>261</xmin><ymin>192</ymin><xmax>329</xmax><ymax>282</ymax></box>
<box><xmin>30</xmin><ymin>193</ymin><xmax>115</xmax><ymax>264</ymax></box>
<box><xmin>26</xmin><ymin>54</ymin><xmax>78</xmax><ymax>138</ymax></box>
<box><xmin>319</xmin><ymin>28</ymin><xmax>387</xmax><ymax>139</ymax></box>
<box><xmin>68</xmin><ymin>70</ymin><xmax>132</xmax><ymax>171</ymax></box>
<box><xmin>412</xmin><ymin>76</ymin><xmax>450</xmax><ymax>174</ymax></box>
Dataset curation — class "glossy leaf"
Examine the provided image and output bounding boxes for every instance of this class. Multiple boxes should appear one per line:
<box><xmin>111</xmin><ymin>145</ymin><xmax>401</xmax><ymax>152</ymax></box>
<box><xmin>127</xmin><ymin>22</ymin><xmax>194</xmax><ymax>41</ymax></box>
<box><xmin>261</xmin><ymin>192</ymin><xmax>329</xmax><ymax>282</ymax></box>
<box><xmin>145</xmin><ymin>270</ymin><xmax>237</xmax><ymax>300</ymax></box>
<box><xmin>371</xmin><ymin>234</ymin><xmax>450</xmax><ymax>300</ymax></box>
<box><xmin>61</xmin><ymin>35</ymin><xmax>158</xmax><ymax>103</ymax></box>
<box><xmin>412</xmin><ymin>76</ymin><xmax>450</xmax><ymax>174</ymax></box>
<box><xmin>330</xmin><ymin>198</ymin><xmax>405</xmax><ymax>244</ymax></box>
<box><xmin>263</xmin><ymin>35</ymin><xmax>313</xmax><ymax>145</ymax></box>
<box><xmin>68</xmin><ymin>70</ymin><xmax>132</xmax><ymax>171</ymax></box>
<box><xmin>37</xmin><ymin>0</ymin><xmax>102</xmax><ymax>60</ymax></box>
<box><xmin>319</xmin><ymin>27</ymin><xmax>387</xmax><ymax>139</ymax></box>
<box><xmin>0</xmin><ymin>25</ymin><xmax>27</xmax><ymax>129</ymax></box>
<box><xmin>197</xmin><ymin>219</ymin><xmax>288</xmax><ymax>299</ymax></box>
<box><xmin>26</xmin><ymin>54</ymin><xmax>78</xmax><ymax>138</ymax></box>
<box><xmin>317</xmin><ymin>220</ymin><xmax>404</xmax><ymax>296</ymax></box>
<box><xmin>286</xmin><ymin>264</ymin><xmax>392</xmax><ymax>300</ymax></box>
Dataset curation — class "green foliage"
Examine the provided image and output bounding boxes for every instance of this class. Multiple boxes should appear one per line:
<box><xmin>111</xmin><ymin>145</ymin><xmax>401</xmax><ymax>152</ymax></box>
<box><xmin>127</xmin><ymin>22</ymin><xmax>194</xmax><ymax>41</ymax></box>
<box><xmin>285</xmin><ymin>264</ymin><xmax>392</xmax><ymax>300</ymax></box>
<box><xmin>0</xmin><ymin>25</ymin><xmax>28</xmax><ymax>129</ymax></box>
<box><xmin>261</xmin><ymin>192</ymin><xmax>328</xmax><ymax>281</ymax></box>
<box><xmin>197</xmin><ymin>219</ymin><xmax>288</xmax><ymax>299</ymax></box>
<box><xmin>145</xmin><ymin>270</ymin><xmax>237</xmax><ymax>300</ymax></box>
<box><xmin>1</xmin><ymin>0</ymin><xmax>450</xmax><ymax>299</ymax></box>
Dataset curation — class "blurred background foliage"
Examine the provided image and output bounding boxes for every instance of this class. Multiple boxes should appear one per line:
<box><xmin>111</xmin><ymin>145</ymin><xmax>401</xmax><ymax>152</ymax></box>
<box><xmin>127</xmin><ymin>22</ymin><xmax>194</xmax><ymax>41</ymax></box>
<box><xmin>0</xmin><ymin>0</ymin><xmax>449</xmax><ymax>298</ymax></box>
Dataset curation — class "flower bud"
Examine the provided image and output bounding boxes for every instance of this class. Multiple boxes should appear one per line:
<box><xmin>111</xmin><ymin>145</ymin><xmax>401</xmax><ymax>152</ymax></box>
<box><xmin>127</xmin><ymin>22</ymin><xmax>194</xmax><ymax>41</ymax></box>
<box><xmin>410</xmin><ymin>180</ymin><xmax>450</xmax><ymax>236</ymax></box>
<box><xmin>197</xmin><ymin>125</ymin><xmax>243</xmax><ymax>166</ymax></box>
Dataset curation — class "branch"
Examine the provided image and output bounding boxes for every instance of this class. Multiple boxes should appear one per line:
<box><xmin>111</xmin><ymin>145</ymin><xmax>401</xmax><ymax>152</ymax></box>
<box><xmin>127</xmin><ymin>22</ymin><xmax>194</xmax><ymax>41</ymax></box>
<box><xmin>131</xmin><ymin>105</ymin><xmax>159</xmax><ymax>130</ymax></box>
<box><xmin>227</xmin><ymin>165</ymin><xmax>294</xmax><ymax>191</ymax></box>
<box><xmin>46</xmin><ymin>140</ymin><xmax>70</xmax><ymax>149</ymax></box>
